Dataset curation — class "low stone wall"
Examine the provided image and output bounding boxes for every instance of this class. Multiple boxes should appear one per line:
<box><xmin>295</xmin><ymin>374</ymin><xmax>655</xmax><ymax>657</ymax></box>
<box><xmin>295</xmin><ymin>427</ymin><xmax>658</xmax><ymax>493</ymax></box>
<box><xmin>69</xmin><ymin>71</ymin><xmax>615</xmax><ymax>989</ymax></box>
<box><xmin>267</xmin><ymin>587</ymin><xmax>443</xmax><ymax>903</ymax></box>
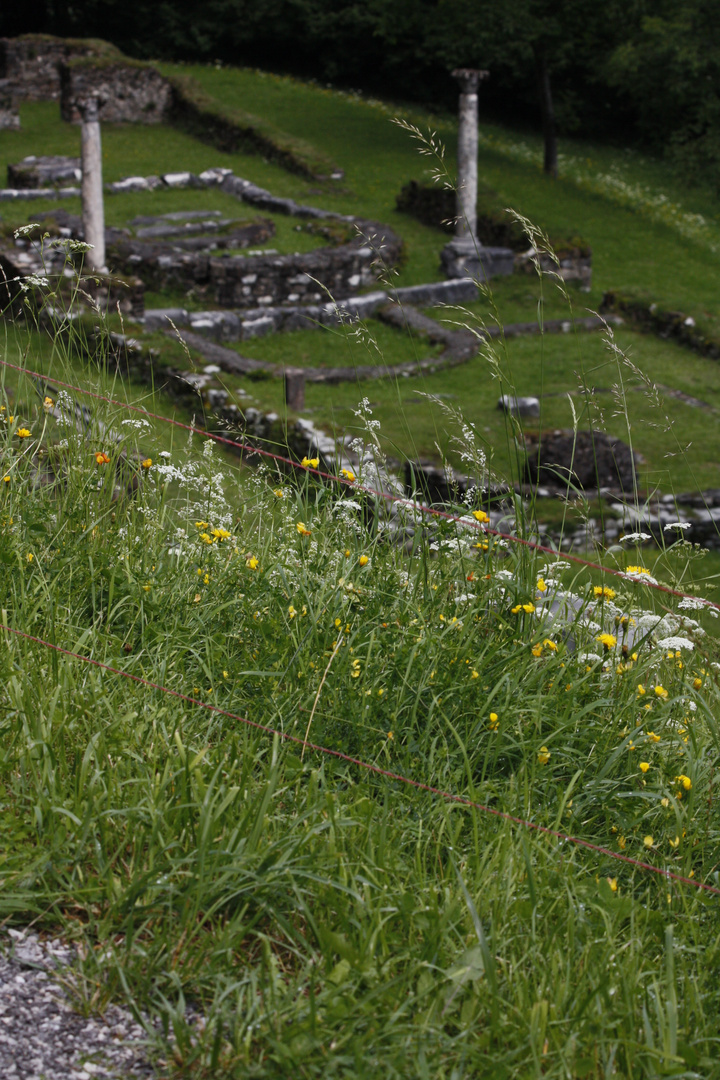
<box><xmin>59</xmin><ymin>59</ymin><xmax>173</xmax><ymax>125</ymax></box>
<box><xmin>7</xmin><ymin>155</ymin><xmax>81</xmax><ymax>189</ymax></box>
<box><xmin>0</xmin><ymin>35</ymin><xmax>119</xmax><ymax>101</ymax></box>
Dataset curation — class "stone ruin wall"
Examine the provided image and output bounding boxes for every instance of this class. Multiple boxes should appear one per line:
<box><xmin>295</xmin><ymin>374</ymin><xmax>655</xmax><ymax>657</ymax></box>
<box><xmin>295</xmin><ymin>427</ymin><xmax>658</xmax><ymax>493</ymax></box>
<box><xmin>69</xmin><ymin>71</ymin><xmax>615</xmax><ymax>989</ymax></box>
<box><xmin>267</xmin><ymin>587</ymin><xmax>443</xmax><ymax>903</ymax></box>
<box><xmin>0</xmin><ymin>35</ymin><xmax>111</xmax><ymax>100</ymax></box>
<box><xmin>59</xmin><ymin>62</ymin><xmax>173</xmax><ymax>125</ymax></box>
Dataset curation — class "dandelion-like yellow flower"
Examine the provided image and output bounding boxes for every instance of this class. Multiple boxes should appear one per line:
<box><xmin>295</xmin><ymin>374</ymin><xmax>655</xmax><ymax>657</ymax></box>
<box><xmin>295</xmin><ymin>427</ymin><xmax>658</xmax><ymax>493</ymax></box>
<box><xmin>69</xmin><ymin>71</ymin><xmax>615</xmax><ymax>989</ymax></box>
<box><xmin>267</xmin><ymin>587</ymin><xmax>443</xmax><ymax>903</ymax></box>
<box><xmin>296</xmin><ymin>521</ymin><xmax>312</xmax><ymax>537</ymax></box>
<box><xmin>246</xmin><ymin>555</ymin><xmax>259</xmax><ymax>570</ymax></box>
<box><xmin>522</xmin><ymin>603</ymin><xmax>535</xmax><ymax>614</ymax></box>
<box><xmin>301</xmin><ymin>456</ymin><xmax>319</xmax><ymax>468</ymax></box>
<box><xmin>643</xmin><ymin>835</ymin><xmax>654</xmax><ymax>848</ymax></box>
<box><xmin>594</xmin><ymin>585</ymin><xmax>616</xmax><ymax>600</ymax></box>
<box><xmin>676</xmin><ymin>774</ymin><xmax>692</xmax><ymax>791</ymax></box>
<box><xmin>653</xmin><ymin>685</ymin><xmax>668</xmax><ymax>699</ymax></box>
<box><xmin>626</xmin><ymin>566</ymin><xmax>651</xmax><ymax>576</ymax></box>
<box><xmin>536</xmin><ymin>578</ymin><xmax>547</xmax><ymax>593</ymax></box>
<box><xmin>387</xmin><ymin>731</ymin><xmax>394</xmax><ymax>740</ymax></box>
<box><xmin>2</xmin><ymin>476</ymin><xmax>9</xmax><ymax>485</ymax></box>
<box><xmin>340</xmin><ymin>468</ymin><xmax>355</xmax><ymax>482</ymax></box>
<box><xmin>16</xmin><ymin>428</ymin><xmax>31</xmax><ymax>439</ymax></box>
<box><xmin>141</xmin><ymin>458</ymin><xmax>152</xmax><ymax>469</ymax></box>
<box><xmin>95</xmin><ymin>451</ymin><xmax>110</xmax><ymax>465</ymax></box>
<box><xmin>211</xmin><ymin>527</ymin><xmax>231</xmax><ymax>541</ymax></box>
<box><xmin>43</xmin><ymin>396</ymin><xmax>54</xmax><ymax>411</ymax></box>
<box><xmin>358</xmin><ymin>555</ymin><xmax>369</xmax><ymax>567</ymax></box>
<box><xmin>639</xmin><ymin>761</ymin><xmax>650</xmax><ymax>773</ymax></box>
<box><xmin>537</xmin><ymin>746</ymin><xmax>551</xmax><ymax>765</ymax></box>
<box><xmin>472</xmin><ymin>510</ymin><xmax>489</xmax><ymax>523</ymax></box>
<box><xmin>693</xmin><ymin>677</ymin><xmax>703</xmax><ymax>689</ymax></box>
<box><xmin>195</xmin><ymin>521</ymin><xmax>209</xmax><ymax>530</ymax></box>
<box><xmin>597</xmin><ymin>633</ymin><xmax>617</xmax><ymax>649</ymax></box>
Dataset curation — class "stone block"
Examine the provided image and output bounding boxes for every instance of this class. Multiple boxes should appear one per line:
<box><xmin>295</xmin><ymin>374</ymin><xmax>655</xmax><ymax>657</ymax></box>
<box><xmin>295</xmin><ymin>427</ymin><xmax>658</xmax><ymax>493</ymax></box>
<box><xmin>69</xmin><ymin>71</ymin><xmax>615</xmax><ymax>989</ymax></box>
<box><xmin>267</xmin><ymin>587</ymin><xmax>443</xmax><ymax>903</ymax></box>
<box><xmin>0</xmin><ymin>79</ymin><xmax>19</xmax><ymax>130</ymax></box>
<box><xmin>498</xmin><ymin>395</ymin><xmax>541</xmax><ymax>418</ymax></box>
<box><xmin>60</xmin><ymin>61</ymin><xmax>172</xmax><ymax>125</ymax></box>
<box><xmin>441</xmin><ymin>237</ymin><xmax>515</xmax><ymax>281</ymax></box>
<box><xmin>8</xmin><ymin>154</ymin><xmax>81</xmax><ymax>189</ymax></box>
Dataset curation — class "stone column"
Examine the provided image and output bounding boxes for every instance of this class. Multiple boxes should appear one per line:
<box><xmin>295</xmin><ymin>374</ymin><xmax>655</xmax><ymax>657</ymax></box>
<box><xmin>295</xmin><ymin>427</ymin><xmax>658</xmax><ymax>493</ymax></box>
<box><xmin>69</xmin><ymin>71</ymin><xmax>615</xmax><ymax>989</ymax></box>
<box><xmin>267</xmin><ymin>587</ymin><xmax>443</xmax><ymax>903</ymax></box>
<box><xmin>80</xmin><ymin>97</ymin><xmax>106</xmax><ymax>273</ymax></box>
<box><xmin>453</xmin><ymin>68</ymin><xmax>484</xmax><ymax>242</ymax></box>
<box><xmin>441</xmin><ymin>68</ymin><xmax>515</xmax><ymax>283</ymax></box>
<box><xmin>284</xmin><ymin>368</ymin><xmax>305</xmax><ymax>412</ymax></box>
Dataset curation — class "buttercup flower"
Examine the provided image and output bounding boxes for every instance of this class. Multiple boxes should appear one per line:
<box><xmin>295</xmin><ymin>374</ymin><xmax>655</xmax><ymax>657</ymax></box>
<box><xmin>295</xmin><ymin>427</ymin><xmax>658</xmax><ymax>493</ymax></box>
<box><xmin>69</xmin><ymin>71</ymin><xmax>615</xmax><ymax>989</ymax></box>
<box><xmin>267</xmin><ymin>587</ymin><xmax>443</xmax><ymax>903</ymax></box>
<box><xmin>358</xmin><ymin>555</ymin><xmax>369</xmax><ymax>567</ymax></box>
<box><xmin>16</xmin><ymin>428</ymin><xmax>31</xmax><ymax>439</ymax></box>
<box><xmin>597</xmin><ymin>633</ymin><xmax>617</xmax><ymax>649</ymax></box>
<box><xmin>142</xmin><ymin>458</ymin><xmax>152</xmax><ymax>469</ymax></box>
<box><xmin>639</xmin><ymin>761</ymin><xmax>650</xmax><ymax>773</ymax></box>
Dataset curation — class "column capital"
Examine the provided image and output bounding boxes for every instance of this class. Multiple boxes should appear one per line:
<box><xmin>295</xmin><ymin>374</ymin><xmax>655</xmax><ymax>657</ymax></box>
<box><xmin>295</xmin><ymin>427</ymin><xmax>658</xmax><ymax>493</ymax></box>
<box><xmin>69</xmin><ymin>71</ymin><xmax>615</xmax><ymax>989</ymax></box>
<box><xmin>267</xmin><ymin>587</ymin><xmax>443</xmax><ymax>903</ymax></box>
<box><xmin>79</xmin><ymin>97</ymin><xmax>100</xmax><ymax>122</ymax></box>
<box><xmin>451</xmin><ymin>68</ymin><xmax>489</xmax><ymax>94</ymax></box>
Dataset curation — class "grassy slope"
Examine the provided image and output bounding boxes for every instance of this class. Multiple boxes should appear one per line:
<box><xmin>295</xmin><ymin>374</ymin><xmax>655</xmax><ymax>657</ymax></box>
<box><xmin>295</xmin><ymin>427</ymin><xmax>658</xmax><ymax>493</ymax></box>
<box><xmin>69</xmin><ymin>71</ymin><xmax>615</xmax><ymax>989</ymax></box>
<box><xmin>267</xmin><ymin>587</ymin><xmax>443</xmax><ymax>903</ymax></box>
<box><xmin>2</xmin><ymin>69</ymin><xmax>720</xmax><ymax>1080</ymax></box>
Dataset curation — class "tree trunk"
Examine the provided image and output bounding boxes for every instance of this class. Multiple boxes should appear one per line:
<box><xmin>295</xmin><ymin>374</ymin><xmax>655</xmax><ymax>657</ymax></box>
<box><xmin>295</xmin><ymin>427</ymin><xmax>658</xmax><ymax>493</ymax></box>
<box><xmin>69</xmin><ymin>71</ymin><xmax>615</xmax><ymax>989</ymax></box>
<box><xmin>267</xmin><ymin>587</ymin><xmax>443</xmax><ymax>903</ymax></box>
<box><xmin>534</xmin><ymin>47</ymin><xmax>558</xmax><ymax>179</ymax></box>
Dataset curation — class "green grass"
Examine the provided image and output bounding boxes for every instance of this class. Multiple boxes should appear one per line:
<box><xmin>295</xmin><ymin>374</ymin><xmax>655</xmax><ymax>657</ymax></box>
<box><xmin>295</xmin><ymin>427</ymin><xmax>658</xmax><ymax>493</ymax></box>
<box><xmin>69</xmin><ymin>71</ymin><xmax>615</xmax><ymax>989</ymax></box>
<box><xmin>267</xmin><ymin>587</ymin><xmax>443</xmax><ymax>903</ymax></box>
<box><xmin>1</xmin><ymin>319</ymin><xmax>719</xmax><ymax>1075</ymax></box>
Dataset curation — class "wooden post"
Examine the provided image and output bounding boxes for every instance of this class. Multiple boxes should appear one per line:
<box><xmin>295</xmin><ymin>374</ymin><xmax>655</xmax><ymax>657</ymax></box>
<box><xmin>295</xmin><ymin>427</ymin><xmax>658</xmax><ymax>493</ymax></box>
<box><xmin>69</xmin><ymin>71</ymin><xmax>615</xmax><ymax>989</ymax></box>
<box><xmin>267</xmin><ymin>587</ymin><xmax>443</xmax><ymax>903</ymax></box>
<box><xmin>80</xmin><ymin>98</ymin><xmax>106</xmax><ymax>273</ymax></box>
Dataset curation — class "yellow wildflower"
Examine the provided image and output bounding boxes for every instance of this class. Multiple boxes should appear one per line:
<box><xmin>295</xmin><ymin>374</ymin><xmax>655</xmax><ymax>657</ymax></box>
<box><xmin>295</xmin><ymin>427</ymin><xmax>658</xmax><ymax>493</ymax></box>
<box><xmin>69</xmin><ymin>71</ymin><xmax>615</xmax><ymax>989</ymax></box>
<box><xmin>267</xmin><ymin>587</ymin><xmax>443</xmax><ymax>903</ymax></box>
<box><xmin>246</xmin><ymin>555</ymin><xmax>259</xmax><ymax>570</ymax></box>
<box><xmin>288</xmin><ymin>605</ymin><xmax>297</xmax><ymax>619</ymax></box>
<box><xmin>351</xmin><ymin>659</ymin><xmax>361</xmax><ymax>678</ymax></box>
<box><xmin>597</xmin><ymin>633</ymin><xmax>617</xmax><ymax>649</ymax></box>
<box><xmin>643</xmin><ymin>835</ymin><xmax>654</xmax><ymax>848</ymax></box>
<box><xmin>16</xmin><ymin>428</ymin><xmax>31</xmax><ymax>439</ymax></box>
<box><xmin>511</xmin><ymin>604</ymin><xmax>522</xmax><ymax>614</ymax></box>
<box><xmin>301</xmin><ymin>456</ymin><xmax>319</xmax><ymax>468</ymax></box>
<box><xmin>2</xmin><ymin>476</ymin><xmax>9</xmax><ymax>484</ymax></box>
<box><xmin>537</xmin><ymin>746</ymin><xmax>551</xmax><ymax>765</ymax></box>
<box><xmin>542</xmin><ymin>638</ymin><xmax>558</xmax><ymax>652</ymax></box>
<box><xmin>639</xmin><ymin>761</ymin><xmax>650</xmax><ymax>773</ymax></box>
<box><xmin>211</xmin><ymin>527</ymin><xmax>231</xmax><ymax>541</ymax></box>
<box><xmin>200</xmin><ymin>532</ymin><xmax>214</xmax><ymax>545</ymax></box>
<box><xmin>676</xmin><ymin>774</ymin><xmax>692</xmax><ymax>791</ymax></box>
<box><xmin>522</xmin><ymin>603</ymin><xmax>535</xmax><ymax>614</ymax></box>
<box><xmin>536</xmin><ymin>578</ymin><xmax>547</xmax><ymax>593</ymax></box>
<box><xmin>387</xmin><ymin>731</ymin><xmax>394</xmax><ymax>740</ymax></box>
<box><xmin>340</xmin><ymin>468</ymin><xmax>355</xmax><ymax>482</ymax></box>
<box><xmin>531</xmin><ymin>644</ymin><xmax>543</xmax><ymax>657</ymax></box>
<box><xmin>472</xmin><ymin>509</ymin><xmax>489</xmax><ymax>523</ymax></box>
<box><xmin>95</xmin><ymin>451</ymin><xmax>110</xmax><ymax>465</ymax></box>
<box><xmin>358</xmin><ymin>555</ymin><xmax>369</xmax><ymax>567</ymax></box>
<box><xmin>594</xmin><ymin>586</ymin><xmax>616</xmax><ymax>600</ymax></box>
<box><xmin>626</xmin><ymin>566</ymin><xmax>651</xmax><ymax>576</ymax></box>
<box><xmin>471</xmin><ymin>669</ymin><xmax>479</xmax><ymax>679</ymax></box>
<box><xmin>647</xmin><ymin>731</ymin><xmax>661</xmax><ymax>743</ymax></box>
<box><xmin>26</xmin><ymin>552</ymin><xmax>33</xmax><ymax>563</ymax></box>
<box><xmin>195</xmin><ymin>521</ymin><xmax>209</xmax><ymax>530</ymax></box>
<box><xmin>637</xmin><ymin>684</ymin><xmax>646</xmax><ymax>696</ymax></box>
<box><xmin>607</xmin><ymin>878</ymin><xmax>618</xmax><ymax>892</ymax></box>
<box><xmin>654</xmin><ymin>685</ymin><xmax>668</xmax><ymax>699</ymax></box>
<box><xmin>273</xmin><ymin>488</ymin><xmax>284</xmax><ymax>497</ymax></box>
<box><xmin>296</xmin><ymin>521</ymin><xmax>312</xmax><ymax>537</ymax></box>
<box><xmin>43</xmin><ymin>396</ymin><xmax>54</xmax><ymax>411</ymax></box>
<box><xmin>141</xmin><ymin>458</ymin><xmax>152</xmax><ymax>469</ymax></box>
<box><xmin>693</xmin><ymin>677</ymin><xmax>703</xmax><ymax>690</ymax></box>
<box><xmin>618</xmin><ymin>836</ymin><xmax>626</xmax><ymax>850</ymax></box>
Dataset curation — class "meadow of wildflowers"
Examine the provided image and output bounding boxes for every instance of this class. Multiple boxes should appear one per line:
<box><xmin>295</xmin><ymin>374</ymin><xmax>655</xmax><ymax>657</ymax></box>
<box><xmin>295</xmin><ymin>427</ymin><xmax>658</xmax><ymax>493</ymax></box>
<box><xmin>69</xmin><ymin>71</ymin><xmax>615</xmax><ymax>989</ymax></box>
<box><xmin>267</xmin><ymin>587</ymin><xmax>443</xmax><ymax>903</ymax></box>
<box><xmin>0</xmin><ymin>248</ymin><xmax>719</xmax><ymax>1077</ymax></box>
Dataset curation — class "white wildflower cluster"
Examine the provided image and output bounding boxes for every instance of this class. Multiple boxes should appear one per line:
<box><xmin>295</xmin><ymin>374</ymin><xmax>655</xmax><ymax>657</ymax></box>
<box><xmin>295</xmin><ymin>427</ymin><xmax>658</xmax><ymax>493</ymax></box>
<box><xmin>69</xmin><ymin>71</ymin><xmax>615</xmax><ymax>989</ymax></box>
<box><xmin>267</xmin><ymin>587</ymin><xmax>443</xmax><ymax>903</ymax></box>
<box><xmin>121</xmin><ymin>418</ymin><xmax>151</xmax><ymax>431</ymax></box>
<box><xmin>619</xmin><ymin>532</ymin><xmax>651</xmax><ymax>543</ymax></box>
<box><xmin>656</xmin><ymin>636</ymin><xmax>695</xmax><ymax>652</ymax></box>
<box><xmin>664</xmin><ymin>521</ymin><xmax>692</xmax><ymax>532</ymax></box>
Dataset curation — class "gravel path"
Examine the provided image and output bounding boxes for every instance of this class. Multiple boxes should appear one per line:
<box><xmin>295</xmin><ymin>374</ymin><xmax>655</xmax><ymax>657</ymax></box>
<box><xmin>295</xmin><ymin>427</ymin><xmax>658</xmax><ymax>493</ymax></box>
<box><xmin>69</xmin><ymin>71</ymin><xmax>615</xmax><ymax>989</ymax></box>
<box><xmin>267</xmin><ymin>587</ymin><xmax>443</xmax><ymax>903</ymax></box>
<box><xmin>0</xmin><ymin>931</ymin><xmax>155</xmax><ymax>1080</ymax></box>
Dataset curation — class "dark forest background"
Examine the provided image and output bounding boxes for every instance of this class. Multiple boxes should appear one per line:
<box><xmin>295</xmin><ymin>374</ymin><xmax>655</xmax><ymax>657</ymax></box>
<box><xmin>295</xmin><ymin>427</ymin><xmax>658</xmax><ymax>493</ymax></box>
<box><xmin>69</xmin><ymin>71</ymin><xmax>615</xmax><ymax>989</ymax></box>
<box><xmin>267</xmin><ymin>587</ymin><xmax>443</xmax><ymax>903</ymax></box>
<box><xmin>4</xmin><ymin>0</ymin><xmax>720</xmax><ymax>188</ymax></box>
